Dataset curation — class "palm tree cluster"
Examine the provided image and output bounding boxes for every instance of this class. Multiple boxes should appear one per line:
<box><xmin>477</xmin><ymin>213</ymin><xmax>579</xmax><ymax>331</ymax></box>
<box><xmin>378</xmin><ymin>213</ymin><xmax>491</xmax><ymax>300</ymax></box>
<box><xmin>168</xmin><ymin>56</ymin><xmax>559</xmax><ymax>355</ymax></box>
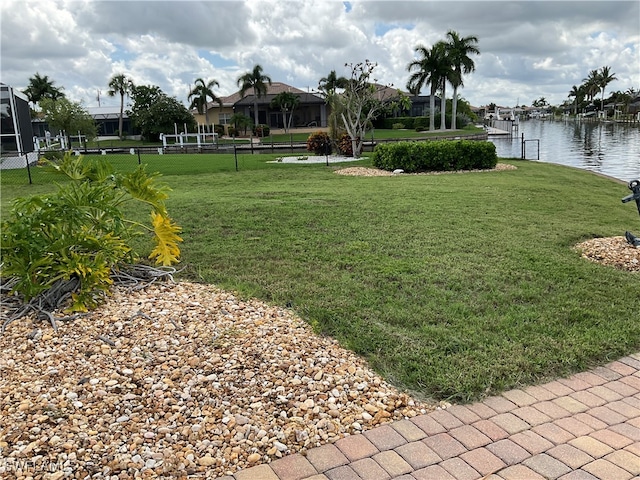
<box><xmin>269</xmin><ymin>91</ymin><xmax>299</xmax><ymax>133</ymax></box>
<box><xmin>22</xmin><ymin>73</ymin><xmax>65</xmax><ymax>108</ymax></box>
<box><xmin>567</xmin><ymin>65</ymin><xmax>618</xmax><ymax>114</ymax></box>
<box><xmin>318</xmin><ymin>70</ymin><xmax>349</xmax><ymax>142</ymax></box>
<box><xmin>188</xmin><ymin>78</ymin><xmax>223</xmax><ymax>132</ymax></box>
<box><xmin>407</xmin><ymin>30</ymin><xmax>479</xmax><ymax>131</ymax></box>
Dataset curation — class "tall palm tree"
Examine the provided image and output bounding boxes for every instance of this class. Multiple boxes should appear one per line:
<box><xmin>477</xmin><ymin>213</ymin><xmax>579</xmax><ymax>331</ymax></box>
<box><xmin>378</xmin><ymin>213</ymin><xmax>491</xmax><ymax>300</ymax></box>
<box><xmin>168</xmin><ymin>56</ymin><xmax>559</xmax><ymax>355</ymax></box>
<box><xmin>318</xmin><ymin>70</ymin><xmax>349</xmax><ymax>141</ymax></box>
<box><xmin>406</xmin><ymin>41</ymin><xmax>449</xmax><ymax>131</ymax></box>
<box><xmin>597</xmin><ymin>65</ymin><xmax>617</xmax><ymax>112</ymax></box>
<box><xmin>438</xmin><ymin>66</ymin><xmax>448</xmax><ymax>131</ymax></box>
<box><xmin>22</xmin><ymin>72</ymin><xmax>65</xmax><ymax>107</ymax></box>
<box><xmin>237</xmin><ymin>64</ymin><xmax>272</xmax><ymax>125</ymax></box>
<box><xmin>568</xmin><ymin>85</ymin><xmax>583</xmax><ymax>115</ymax></box>
<box><xmin>188</xmin><ymin>78</ymin><xmax>222</xmax><ymax>132</ymax></box>
<box><xmin>107</xmin><ymin>74</ymin><xmax>134</xmax><ymax>138</ymax></box>
<box><xmin>445</xmin><ymin>30</ymin><xmax>479</xmax><ymax>130</ymax></box>
<box><xmin>582</xmin><ymin>69</ymin><xmax>600</xmax><ymax>105</ymax></box>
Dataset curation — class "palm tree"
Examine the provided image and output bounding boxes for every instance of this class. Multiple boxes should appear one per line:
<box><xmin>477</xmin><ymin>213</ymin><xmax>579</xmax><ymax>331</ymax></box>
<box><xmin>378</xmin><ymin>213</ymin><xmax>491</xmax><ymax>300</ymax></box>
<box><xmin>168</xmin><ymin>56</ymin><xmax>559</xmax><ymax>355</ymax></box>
<box><xmin>444</xmin><ymin>31</ymin><xmax>479</xmax><ymax>130</ymax></box>
<box><xmin>568</xmin><ymin>85</ymin><xmax>584</xmax><ymax>115</ymax></box>
<box><xmin>624</xmin><ymin>87</ymin><xmax>638</xmax><ymax>115</ymax></box>
<box><xmin>22</xmin><ymin>72</ymin><xmax>65</xmax><ymax>107</ymax></box>
<box><xmin>237</xmin><ymin>64</ymin><xmax>272</xmax><ymax>125</ymax></box>
<box><xmin>597</xmin><ymin>66</ymin><xmax>617</xmax><ymax>112</ymax></box>
<box><xmin>406</xmin><ymin>41</ymin><xmax>449</xmax><ymax>131</ymax></box>
<box><xmin>582</xmin><ymin>69</ymin><xmax>600</xmax><ymax>105</ymax></box>
<box><xmin>188</xmin><ymin>78</ymin><xmax>222</xmax><ymax>132</ymax></box>
<box><xmin>229</xmin><ymin>113</ymin><xmax>253</xmax><ymax>136</ymax></box>
<box><xmin>318</xmin><ymin>70</ymin><xmax>349</xmax><ymax>141</ymax></box>
<box><xmin>107</xmin><ymin>74</ymin><xmax>134</xmax><ymax>138</ymax></box>
<box><xmin>270</xmin><ymin>91</ymin><xmax>299</xmax><ymax>132</ymax></box>
<box><xmin>438</xmin><ymin>67</ymin><xmax>448</xmax><ymax>131</ymax></box>
<box><xmin>318</xmin><ymin>70</ymin><xmax>349</xmax><ymax>95</ymax></box>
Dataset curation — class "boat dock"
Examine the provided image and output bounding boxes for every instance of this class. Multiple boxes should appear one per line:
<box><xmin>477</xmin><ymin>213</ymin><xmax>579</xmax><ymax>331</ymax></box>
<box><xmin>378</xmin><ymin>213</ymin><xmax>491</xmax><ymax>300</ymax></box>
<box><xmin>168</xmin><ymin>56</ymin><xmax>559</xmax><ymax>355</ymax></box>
<box><xmin>485</xmin><ymin>126</ymin><xmax>511</xmax><ymax>135</ymax></box>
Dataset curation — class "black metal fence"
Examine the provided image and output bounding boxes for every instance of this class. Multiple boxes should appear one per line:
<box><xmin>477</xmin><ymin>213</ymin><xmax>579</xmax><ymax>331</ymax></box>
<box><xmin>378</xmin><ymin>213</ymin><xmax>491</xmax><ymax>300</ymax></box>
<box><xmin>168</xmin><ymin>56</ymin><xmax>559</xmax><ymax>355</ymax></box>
<box><xmin>0</xmin><ymin>143</ymin><xmax>313</xmax><ymax>186</ymax></box>
<box><xmin>1</xmin><ymin>133</ymin><xmax>489</xmax><ymax>186</ymax></box>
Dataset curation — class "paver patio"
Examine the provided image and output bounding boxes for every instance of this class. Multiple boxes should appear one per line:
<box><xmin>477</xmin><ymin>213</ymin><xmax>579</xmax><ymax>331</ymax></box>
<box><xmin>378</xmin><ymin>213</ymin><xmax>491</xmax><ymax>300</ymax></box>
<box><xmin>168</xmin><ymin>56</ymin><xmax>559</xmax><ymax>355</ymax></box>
<box><xmin>220</xmin><ymin>354</ymin><xmax>640</xmax><ymax>479</ymax></box>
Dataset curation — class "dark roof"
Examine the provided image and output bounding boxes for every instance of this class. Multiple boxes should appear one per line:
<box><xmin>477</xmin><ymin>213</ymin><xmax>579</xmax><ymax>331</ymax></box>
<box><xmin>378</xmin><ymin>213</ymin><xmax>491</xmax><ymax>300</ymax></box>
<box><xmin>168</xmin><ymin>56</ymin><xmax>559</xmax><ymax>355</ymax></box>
<box><xmin>213</xmin><ymin>82</ymin><xmax>324</xmax><ymax>108</ymax></box>
<box><xmin>234</xmin><ymin>82</ymin><xmax>324</xmax><ymax>106</ymax></box>
<box><xmin>235</xmin><ymin>92</ymin><xmax>324</xmax><ymax>107</ymax></box>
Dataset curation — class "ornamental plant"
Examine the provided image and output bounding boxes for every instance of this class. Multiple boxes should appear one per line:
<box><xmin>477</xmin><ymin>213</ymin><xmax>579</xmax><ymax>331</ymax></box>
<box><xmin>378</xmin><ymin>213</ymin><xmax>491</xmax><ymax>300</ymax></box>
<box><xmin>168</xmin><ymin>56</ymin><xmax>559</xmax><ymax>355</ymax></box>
<box><xmin>306</xmin><ymin>131</ymin><xmax>332</xmax><ymax>155</ymax></box>
<box><xmin>0</xmin><ymin>151</ymin><xmax>182</xmax><ymax>312</ymax></box>
<box><xmin>253</xmin><ymin>124</ymin><xmax>270</xmax><ymax>137</ymax></box>
<box><xmin>337</xmin><ymin>133</ymin><xmax>356</xmax><ymax>157</ymax></box>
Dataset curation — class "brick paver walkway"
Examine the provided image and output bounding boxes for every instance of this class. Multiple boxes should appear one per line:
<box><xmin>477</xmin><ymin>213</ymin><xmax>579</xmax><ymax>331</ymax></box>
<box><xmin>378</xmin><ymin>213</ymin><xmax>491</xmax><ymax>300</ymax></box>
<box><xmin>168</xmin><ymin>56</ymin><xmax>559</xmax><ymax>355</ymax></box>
<box><xmin>220</xmin><ymin>354</ymin><xmax>640</xmax><ymax>479</ymax></box>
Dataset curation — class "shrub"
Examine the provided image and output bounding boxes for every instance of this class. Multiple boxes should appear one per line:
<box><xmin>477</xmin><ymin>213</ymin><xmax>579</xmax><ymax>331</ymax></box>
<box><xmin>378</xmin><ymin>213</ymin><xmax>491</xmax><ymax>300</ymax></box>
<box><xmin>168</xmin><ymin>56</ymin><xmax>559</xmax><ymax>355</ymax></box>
<box><xmin>337</xmin><ymin>133</ymin><xmax>356</xmax><ymax>157</ymax></box>
<box><xmin>372</xmin><ymin>140</ymin><xmax>497</xmax><ymax>173</ymax></box>
<box><xmin>227</xmin><ymin>126</ymin><xmax>238</xmax><ymax>137</ymax></box>
<box><xmin>306</xmin><ymin>131</ymin><xmax>332</xmax><ymax>155</ymax></box>
<box><xmin>455</xmin><ymin>114</ymin><xmax>471</xmax><ymax>129</ymax></box>
<box><xmin>214</xmin><ymin>124</ymin><xmax>225</xmax><ymax>137</ymax></box>
<box><xmin>253</xmin><ymin>124</ymin><xmax>270</xmax><ymax>137</ymax></box>
<box><xmin>40</xmin><ymin>150</ymin><xmax>64</xmax><ymax>164</ymax></box>
<box><xmin>392</xmin><ymin>123</ymin><xmax>405</xmax><ymax>130</ymax></box>
<box><xmin>0</xmin><ymin>152</ymin><xmax>182</xmax><ymax>312</ymax></box>
<box><xmin>414</xmin><ymin>117</ymin><xmax>428</xmax><ymax>130</ymax></box>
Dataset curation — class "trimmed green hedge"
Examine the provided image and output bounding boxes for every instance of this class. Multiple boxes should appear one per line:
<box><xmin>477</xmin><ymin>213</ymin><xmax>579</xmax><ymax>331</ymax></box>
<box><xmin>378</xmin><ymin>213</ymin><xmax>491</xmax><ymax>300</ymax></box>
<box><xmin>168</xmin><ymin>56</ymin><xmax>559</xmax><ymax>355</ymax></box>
<box><xmin>378</xmin><ymin>114</ymin><xmax>470</xmax><ymax>130</ymax></box>
<box><xmin>380</xmin><ymin>116</ymin><xmax>424</xmax><ymax>129</ymax></box>
<box><xmin>372</xmin><ymin>140</ymin><xmax>498</xmax><ymax>173</ymax></box>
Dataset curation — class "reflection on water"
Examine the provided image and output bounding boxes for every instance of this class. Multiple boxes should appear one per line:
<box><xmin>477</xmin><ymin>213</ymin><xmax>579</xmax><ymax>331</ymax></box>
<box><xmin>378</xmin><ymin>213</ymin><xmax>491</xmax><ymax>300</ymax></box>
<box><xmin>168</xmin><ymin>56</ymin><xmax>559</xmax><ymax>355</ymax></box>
<box><xmin>489</xmin><ymin>120</ymin><xmax>640</xmax><ymax>182</ymax></box>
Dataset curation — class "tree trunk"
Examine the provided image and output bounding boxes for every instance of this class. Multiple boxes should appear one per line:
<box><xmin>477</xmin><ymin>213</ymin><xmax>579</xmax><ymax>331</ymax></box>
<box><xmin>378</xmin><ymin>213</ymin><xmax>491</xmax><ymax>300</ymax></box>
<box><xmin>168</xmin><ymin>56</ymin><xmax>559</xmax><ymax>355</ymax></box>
<box><xmin>440</xmin><ymin>83</ymin><xmax>446</xmax><ymax>130</ymax></box>
<box><xmin>287</xmin><ymin>107</ymin><xmax>294</xmax><ymax>132</ymax></box>
<box><xmin>253</xmin><ymin>87</ymin><xmax>259</xmax><ymax>125</ymax></box>
<box><xmin>451</xmin><ymin>87</ymin><xmax>458</xmax><ymax>130</ymax></box>
<box><xmin>119</xmin><ymin>95</ymin><xmax>124</xmax><ymax>139</ymax></box>
<box><xmin>429</xmin><ymin>85</ymin><xmax>436</xmax><ymax>131</ymax></box>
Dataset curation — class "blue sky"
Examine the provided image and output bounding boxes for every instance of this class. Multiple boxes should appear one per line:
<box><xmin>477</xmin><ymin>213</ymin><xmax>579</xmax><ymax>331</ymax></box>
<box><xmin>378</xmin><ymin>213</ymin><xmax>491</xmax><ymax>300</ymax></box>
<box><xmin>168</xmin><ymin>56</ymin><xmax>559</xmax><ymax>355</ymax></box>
<box><xmin>1</xmin><ymin>1</ymin><xmax>638</xmax><ymax>109</ymax></box>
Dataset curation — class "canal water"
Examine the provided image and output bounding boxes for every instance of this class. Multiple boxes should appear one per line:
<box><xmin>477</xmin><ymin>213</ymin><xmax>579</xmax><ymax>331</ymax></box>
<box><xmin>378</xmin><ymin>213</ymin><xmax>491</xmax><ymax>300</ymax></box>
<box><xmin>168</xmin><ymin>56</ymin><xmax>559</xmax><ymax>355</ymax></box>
<box><xmin>488</xmin><ymin>120</ymin><xmax>640</xmax><ymax>183</ymax></box>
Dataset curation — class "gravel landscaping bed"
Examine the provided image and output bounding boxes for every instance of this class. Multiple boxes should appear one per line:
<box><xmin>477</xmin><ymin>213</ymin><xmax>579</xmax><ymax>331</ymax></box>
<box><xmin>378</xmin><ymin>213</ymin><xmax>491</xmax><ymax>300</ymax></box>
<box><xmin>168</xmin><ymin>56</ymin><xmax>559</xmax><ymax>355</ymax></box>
<box><xmin>576</xmin><ymin>235</ymin><xmax>640</xmax><ymax>272</ymax></box>
<box><xmin>334</xmin><ymin>163</ymin><xmax>518</xmax><ymax>176</ymax></box>
<box><xmin>0</xmin><ymin>282</ymin><xmax>433</xmax><ymax>479</ymax></box>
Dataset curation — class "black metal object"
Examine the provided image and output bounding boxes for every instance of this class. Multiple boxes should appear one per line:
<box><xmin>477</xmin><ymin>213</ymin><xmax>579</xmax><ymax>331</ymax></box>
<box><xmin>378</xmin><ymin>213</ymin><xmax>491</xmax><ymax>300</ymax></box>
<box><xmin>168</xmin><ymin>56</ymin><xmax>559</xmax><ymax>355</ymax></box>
<box><xmin>622</xmin><ymin>179</ymin><xmax>640</xmax><ymax>246</ymax></box>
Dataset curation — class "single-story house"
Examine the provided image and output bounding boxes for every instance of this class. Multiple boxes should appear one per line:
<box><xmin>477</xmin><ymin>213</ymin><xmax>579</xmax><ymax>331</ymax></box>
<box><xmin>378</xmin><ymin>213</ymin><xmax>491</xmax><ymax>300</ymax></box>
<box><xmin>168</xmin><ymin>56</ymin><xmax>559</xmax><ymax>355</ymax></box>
<box><xmin>193</xmin><ymin>82</ymin><xmax>328</xmax><ymax>131</ymax></box>
<box><xmin>86</xmin><ymin>106</ymin><xmax>137</xmax><ymax>136</ymax></box>
<box><xmin>194</xmin><ymin>82</ymin><xmax>442</xmax><ymax>133</ymax></box>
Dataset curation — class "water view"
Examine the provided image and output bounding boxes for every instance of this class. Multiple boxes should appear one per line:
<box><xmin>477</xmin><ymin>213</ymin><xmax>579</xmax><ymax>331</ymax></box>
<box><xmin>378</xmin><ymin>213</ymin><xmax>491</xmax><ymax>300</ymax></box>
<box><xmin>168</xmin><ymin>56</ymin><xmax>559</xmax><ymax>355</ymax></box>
<box><xmin>488</xmin><ymin>120</ymin><xmax>640</xmax><ymax>183</ymax></box>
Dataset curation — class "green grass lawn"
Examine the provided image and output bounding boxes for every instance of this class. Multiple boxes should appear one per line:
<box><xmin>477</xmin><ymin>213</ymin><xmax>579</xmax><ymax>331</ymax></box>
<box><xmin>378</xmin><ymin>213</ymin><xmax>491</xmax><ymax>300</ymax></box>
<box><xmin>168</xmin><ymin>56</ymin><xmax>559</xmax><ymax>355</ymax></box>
<box><xmin>2</xmin><ymin>152</ymin><xmax>638</xmax><ymax>403</ymax></box>
<box><xmin>267</xmin><ymin>125</ymin><xmax>484</xmax><ymax>143</ymax></box>
<box><xmin>75</xmin><ymin>126</ymin><xmax>485</xmax><ymax>148</ymax></box>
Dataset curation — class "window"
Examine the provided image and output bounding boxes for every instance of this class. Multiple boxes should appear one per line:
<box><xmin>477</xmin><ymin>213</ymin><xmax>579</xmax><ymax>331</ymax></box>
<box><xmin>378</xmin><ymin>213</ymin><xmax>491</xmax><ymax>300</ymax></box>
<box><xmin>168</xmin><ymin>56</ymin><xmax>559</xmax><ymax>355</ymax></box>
<box><xmin>219</xmin><ymin>113</ymin><xmax>232</xmax><ymax>125</ymax></box>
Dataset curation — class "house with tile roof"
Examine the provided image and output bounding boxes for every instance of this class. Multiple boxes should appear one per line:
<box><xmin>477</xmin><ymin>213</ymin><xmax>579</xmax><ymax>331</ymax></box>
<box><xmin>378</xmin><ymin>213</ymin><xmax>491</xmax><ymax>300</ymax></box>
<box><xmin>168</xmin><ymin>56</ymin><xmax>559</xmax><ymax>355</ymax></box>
<box><xmin>193</xmin><ymin>82</ymin><xmax>328</xmax><ymax>133</ymax></box>
<box><xmin>192</xmin><ymin>81</ymin><xmax>441</xmax><ymax>134</ymax></box>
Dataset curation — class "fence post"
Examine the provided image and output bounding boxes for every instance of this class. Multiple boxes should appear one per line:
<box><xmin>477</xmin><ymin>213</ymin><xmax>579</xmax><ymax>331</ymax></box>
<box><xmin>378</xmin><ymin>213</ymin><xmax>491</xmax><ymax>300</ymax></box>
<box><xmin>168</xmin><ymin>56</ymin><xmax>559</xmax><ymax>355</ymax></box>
<box><xmin>26</xmin><ymin>153</ymin><xmax>34</xmax><ymax>185</ymax></box>
<box><xmin>137</xmin><ymin>149</ymin><xmax>141</xmax><ymax>165</ymax></box>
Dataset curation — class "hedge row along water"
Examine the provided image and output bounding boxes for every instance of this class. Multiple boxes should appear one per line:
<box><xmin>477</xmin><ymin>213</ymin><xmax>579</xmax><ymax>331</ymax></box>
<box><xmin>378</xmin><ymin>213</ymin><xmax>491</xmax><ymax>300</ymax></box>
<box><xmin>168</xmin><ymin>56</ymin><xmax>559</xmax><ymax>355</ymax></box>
<box><xmin>372</xmin><ymin>140</ymin><xmax>498</xmax><ymax>173</ymax></box>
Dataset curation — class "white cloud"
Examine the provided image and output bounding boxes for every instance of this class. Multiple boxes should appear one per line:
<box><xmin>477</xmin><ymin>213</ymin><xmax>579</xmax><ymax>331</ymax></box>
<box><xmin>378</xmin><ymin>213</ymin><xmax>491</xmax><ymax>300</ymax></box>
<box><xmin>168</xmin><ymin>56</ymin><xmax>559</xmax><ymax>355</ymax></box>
<box><xmin>1</xmin><ymin>0</ymin><xmax>638</xmax><ymax>109</ymax></box>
